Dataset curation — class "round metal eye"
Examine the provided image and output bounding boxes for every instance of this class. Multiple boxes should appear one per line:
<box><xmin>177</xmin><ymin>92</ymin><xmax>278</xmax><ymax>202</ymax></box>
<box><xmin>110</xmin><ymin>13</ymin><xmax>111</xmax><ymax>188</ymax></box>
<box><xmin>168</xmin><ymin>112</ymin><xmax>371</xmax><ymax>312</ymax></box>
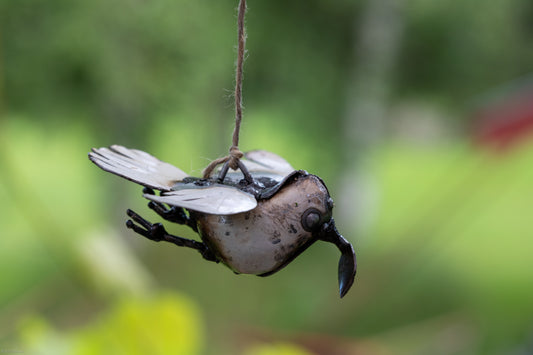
<box><xmin>301</xmin><ymin>208</ymin><xmax>322</xmax><ymax>232</ymax></box>
<box><xmin>326</xmin><ymin>197</ymin><xmax>334</xmax><ymax>210</ymax></box>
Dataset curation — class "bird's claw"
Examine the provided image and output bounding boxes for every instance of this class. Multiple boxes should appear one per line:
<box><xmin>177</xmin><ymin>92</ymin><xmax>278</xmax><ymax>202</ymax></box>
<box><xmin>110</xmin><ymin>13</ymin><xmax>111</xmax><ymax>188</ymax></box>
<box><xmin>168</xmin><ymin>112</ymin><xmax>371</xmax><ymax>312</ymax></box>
<box><xmin>126</xmin><ymin>209</ymin><xmax>166</xmax><ymax>241</ymax></box>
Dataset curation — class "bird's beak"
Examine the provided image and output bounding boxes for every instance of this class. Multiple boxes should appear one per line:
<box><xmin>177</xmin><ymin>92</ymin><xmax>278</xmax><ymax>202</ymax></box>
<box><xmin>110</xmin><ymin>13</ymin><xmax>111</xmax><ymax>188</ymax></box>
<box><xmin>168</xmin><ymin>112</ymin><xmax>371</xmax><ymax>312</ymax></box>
<box><xmin>318</xmin><ymin>219</ymin><xmax>357</xmax><ymax>298</ymax></box>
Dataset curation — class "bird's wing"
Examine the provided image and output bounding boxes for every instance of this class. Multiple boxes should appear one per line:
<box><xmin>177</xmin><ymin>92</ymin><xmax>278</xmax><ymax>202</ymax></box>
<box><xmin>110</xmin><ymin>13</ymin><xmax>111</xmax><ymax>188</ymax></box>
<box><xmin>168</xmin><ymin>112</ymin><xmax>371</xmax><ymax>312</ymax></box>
<box><xmin>244</xmin><ymin>150</ymin><xmax>294</xmax><ymax>175</ymax></box>
<box><xmin>89</xmin><ymin>145</ymin><xmax>188</xmax><ymax>191</ymax></box>
<box><xmin>144</xmin><ymin>184</ymin><xmax>257</xmax><ymax>215</ymax></box>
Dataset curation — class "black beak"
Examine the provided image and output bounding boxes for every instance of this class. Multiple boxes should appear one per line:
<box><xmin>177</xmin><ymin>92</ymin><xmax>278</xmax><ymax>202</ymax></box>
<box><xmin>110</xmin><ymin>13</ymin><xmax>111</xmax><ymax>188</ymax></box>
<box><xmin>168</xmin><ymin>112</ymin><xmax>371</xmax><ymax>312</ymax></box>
<box><xmin>319</xmin><ymin>219</ymin><xmax>357</xmax><ymax>298</ymax></box>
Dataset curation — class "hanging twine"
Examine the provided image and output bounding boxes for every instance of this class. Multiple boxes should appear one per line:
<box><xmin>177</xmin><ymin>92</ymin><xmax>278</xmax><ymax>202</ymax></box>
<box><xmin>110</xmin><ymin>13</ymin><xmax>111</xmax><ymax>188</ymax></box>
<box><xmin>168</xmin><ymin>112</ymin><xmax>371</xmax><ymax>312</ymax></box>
<box><xmin>203</xmin><ymin>0</ymin><xmax>247</xmax><ymax>179</ymax></box>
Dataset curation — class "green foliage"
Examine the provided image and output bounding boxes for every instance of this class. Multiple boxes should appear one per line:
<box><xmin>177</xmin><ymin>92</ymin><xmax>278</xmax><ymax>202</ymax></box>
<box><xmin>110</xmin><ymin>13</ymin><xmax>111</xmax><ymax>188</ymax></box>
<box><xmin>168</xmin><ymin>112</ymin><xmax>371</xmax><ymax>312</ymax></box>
<box><xmin>244</xmin><ymin>342</ymin><xmax>314</xmax><ymax>355</ymax></box>
<box><xmin>17</xmin><ymin>293</ymin><xmax>204</xmax><ymax>355</ymax></box>
<box><xmin>353</xmin><ymin>141</ymin><xmax>533</xmax><ymax>352</ymax></box>
<box><xmin>397</xmin><ymin>0</ymin><xmax>533</xmax><ymax>103</ymax></box>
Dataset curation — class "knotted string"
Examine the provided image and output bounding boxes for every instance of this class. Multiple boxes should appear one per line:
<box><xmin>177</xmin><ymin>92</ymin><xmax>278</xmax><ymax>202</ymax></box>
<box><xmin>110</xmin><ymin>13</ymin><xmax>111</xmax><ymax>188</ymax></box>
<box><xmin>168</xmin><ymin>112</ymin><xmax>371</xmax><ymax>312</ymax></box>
<box><xmin>202</xmin><ymin>145</ymin><xmax>244</xmax><ymax>179</ymax></box>
<box><xmin>203</xmin><ymin>0</ymin><xmax>247</xmax><ymax>179</ymax></box>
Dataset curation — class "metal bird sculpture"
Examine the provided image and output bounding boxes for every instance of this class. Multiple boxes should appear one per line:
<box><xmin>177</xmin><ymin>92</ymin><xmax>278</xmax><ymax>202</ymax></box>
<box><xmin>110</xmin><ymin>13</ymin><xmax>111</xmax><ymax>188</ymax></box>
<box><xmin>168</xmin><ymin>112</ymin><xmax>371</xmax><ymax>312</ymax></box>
<box><xmin>88</xmin><ymin>145</ymin><xmax>357</xmax><ymax>297</ymax></box>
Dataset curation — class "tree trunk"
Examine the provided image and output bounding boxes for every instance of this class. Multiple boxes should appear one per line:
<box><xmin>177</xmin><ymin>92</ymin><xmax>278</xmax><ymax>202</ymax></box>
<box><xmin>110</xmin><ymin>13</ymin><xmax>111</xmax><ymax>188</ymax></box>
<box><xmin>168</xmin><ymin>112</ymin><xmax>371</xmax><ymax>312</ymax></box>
<box><xmin>337</xmin><ymin>0</ymin><xmax>405</xmax><ymax>235</ymax></box>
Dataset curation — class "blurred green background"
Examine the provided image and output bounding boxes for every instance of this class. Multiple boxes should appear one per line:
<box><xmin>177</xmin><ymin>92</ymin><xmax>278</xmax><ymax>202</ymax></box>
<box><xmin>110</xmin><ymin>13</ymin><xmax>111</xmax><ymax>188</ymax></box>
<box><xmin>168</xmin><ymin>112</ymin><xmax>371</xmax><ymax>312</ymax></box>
<box><xmin>1</xmin><ymin>0</ymin><xmax>533</xmax><ymax>354</ymax></box>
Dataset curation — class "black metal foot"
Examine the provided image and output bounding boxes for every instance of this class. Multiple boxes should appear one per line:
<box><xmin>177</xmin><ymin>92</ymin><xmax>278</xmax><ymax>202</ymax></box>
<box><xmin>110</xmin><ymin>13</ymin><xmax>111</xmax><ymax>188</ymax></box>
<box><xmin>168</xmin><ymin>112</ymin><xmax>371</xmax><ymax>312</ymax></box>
<box><xmin>126</xmin><ymin>209</ymin><xmax>218</xmax><ymax>262</ymax></box>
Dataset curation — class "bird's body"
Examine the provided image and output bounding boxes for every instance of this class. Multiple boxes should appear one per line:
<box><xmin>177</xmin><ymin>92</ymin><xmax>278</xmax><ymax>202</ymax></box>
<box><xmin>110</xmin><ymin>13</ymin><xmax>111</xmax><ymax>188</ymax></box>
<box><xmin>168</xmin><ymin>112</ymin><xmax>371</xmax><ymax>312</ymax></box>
<box><xmin>195</xmin><ymin>172</ymin><xmax>330</xmax><ymax>275</ymax></box>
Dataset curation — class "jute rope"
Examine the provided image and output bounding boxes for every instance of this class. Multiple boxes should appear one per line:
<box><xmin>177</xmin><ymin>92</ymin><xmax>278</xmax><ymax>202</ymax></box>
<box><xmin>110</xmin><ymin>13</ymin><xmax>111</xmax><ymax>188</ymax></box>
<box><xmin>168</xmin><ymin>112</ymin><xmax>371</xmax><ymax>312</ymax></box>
<box><xmin>203</xmin><ymin>0</ymin><xmax>247</xmax><ymax>179</ymax></box>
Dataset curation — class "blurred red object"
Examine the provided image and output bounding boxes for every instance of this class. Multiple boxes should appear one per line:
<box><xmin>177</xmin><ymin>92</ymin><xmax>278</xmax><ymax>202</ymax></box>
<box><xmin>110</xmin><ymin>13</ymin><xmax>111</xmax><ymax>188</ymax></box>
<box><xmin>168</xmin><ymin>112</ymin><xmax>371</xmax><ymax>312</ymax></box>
<box><xmin>472</xmin><ymin>78</ymin><xmax>533</xmax><ymax>151</ymax></box>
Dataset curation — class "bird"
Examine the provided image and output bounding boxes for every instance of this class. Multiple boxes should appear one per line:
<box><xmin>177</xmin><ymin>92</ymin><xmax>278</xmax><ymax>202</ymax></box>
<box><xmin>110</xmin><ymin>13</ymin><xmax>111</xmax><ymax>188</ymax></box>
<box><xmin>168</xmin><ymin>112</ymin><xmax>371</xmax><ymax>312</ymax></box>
<box><xmin>89</xmin><ymin>145</ymin><xmax>356</xmax><ymax>297</ymax></box>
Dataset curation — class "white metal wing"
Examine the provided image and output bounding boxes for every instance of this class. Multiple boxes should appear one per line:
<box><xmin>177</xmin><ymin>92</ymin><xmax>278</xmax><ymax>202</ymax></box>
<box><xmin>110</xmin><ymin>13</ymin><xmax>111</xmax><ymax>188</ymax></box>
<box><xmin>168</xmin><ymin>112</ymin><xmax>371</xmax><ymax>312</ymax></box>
<box><xmin>144</xmin><ymin>185</ymin><xmax>257</xmax><ymax>215</ymax></box>
<box><xmin>89</xmin><ymin>145</ymin><xmax>188</xmax><ymax>191</ymax></box>
<box><xmin>245</xmin><ymin>150</ymin><xmax>294</xmax><ymax>175</ymax></box>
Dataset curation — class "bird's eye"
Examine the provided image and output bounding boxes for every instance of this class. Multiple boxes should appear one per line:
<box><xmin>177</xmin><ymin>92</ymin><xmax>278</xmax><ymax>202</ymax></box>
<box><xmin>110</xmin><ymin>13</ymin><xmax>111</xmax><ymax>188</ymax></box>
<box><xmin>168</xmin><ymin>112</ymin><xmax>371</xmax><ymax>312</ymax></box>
<box><xmin>301</xmin><ymin>208</ymin><xmax>322</xmax><ymax>231</ymax></box>
<box><xmin>326</xmin><ymin>197</ymin><xmax>334</xmax><ymax>211</ymax></box>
